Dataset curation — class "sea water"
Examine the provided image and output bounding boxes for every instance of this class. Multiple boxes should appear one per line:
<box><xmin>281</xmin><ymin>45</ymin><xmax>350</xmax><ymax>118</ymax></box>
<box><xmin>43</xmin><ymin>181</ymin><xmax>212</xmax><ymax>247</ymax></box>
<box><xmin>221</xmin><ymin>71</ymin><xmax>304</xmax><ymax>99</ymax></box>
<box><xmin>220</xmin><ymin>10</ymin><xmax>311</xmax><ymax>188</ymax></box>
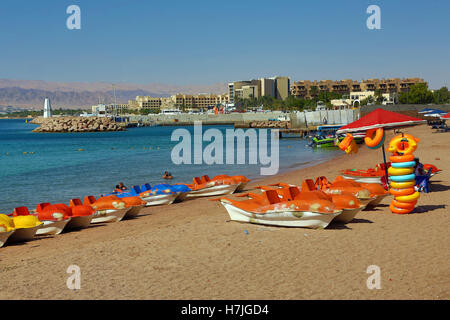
<box><xmin>0</xmin><ymin>119</ymin><xmax>341</xmax><ymax>212</ymax></box>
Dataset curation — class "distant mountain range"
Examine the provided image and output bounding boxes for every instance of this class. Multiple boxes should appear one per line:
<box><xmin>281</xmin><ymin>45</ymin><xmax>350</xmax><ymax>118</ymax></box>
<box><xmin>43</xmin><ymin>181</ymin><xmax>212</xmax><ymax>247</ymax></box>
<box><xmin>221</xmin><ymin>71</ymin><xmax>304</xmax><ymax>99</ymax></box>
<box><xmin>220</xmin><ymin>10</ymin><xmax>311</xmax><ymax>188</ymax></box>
<box><xmin>0</xmin><ymin>79</ymin><xmax>228</xmax><ymax>110</ymax></box>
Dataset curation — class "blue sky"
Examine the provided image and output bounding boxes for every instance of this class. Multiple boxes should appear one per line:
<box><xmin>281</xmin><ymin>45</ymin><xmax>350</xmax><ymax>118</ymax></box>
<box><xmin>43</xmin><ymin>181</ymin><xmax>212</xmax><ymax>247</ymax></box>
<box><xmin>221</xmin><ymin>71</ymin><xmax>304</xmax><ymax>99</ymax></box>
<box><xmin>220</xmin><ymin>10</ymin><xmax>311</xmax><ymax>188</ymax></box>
<box><xmin>0</xmin><ymin>0</ymin><xmax>449</xmax><ymax>88</ymax></box>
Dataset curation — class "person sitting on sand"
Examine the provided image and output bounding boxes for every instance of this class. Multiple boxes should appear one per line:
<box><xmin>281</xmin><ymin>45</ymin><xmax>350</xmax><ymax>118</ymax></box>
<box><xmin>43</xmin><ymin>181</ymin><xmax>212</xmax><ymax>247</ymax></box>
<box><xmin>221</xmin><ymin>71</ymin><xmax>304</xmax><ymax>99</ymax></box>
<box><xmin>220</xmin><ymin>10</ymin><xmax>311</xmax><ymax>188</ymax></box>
<box><xmin>114</xmin><ymin>182</ymin><xmax>128</xmax><ymax>192</ymax></box>
<box><xmin>162</xmin><ymin>171</ymin><xmax>173</xmax><ymax>180</ymax></box>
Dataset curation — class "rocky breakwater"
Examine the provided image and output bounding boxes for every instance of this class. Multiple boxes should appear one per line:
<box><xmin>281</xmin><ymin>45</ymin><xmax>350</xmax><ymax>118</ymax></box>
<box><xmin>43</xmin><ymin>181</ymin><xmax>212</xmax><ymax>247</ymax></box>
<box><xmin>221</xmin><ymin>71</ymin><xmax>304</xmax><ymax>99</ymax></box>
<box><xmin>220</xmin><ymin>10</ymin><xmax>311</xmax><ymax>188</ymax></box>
<box><xmin>32</xmin><ymin>117</ymin><xmax>126</xmax><ymax>133</ymax></box>
<box><xmin>235</xmin><ymin>120</ymin><xmax>291</xmax><ymax>129</ymax></box>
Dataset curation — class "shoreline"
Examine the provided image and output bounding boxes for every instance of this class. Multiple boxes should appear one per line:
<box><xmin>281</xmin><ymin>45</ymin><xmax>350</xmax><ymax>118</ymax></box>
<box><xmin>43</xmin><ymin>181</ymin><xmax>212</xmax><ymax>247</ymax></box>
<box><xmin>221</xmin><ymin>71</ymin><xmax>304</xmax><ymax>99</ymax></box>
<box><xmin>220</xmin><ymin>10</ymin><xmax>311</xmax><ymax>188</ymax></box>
<box><xmin>0</xmin><ymin>124</ymin><xmax>449</xmax><ymax>299</ymax></box>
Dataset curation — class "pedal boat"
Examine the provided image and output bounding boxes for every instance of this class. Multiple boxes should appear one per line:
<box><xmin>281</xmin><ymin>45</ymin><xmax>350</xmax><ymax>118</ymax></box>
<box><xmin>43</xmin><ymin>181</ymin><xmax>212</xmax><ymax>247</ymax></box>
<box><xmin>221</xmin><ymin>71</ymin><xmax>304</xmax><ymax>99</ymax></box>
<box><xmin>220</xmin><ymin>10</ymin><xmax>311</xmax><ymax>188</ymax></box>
<box><xmin>210</xmin><ymin>175</ymin><xmax>250</xmax><ymax>193</ymax></box>
<box><xmin>332</xmin><ymin>176</ymin><xmax>389</xmax><ymax>207</ymax></box>
<box><xmin>217</xmin><ymin>189</ymin><xmax>342</xmax><ymax>229</ymax></box>
<box><xmin>0</xmin><ymin>214</ymin><xmax>16</xmax><ymax>247</ymax></box>
<box><xmin>123</xmin><ymin>184</ymin><xmax>186</xmax><ymax>207</ymax></box>
<box><xmin>82</xmin><ymin>196</ymin><xmax>128</xmax><ymax>223</ymax></box>
<box><xmin>259</xmin><ymin>182</ymin><xmax>366</xmax><ymax>223</ymax></box>
<box><xmin>33</xmin><ymin>203</ymin><xmax>72</xmax><ymax>236</ymax></box>
<box><xmin>314</xmin><ymin>176</ymin><xmax>376</xmax><ymax>206</ymax></box>
<box><xmin>183</xmin><ymin>176</ymin><xmax>240</xmax><ymax>199</ymax></box>
<box><xmin>61</xmin><ymin>201</ymin><xmax>94</xmax><ymax>230</ymax></box>
<box><xmin>341</xmin><ymin>168</ymin><xmax>385</xmax><ymax>184</ymax></box>
<box><xmin>4</xmin><ymin>213</ymin><xmax>42</xmax><ymax>243</ymax></box>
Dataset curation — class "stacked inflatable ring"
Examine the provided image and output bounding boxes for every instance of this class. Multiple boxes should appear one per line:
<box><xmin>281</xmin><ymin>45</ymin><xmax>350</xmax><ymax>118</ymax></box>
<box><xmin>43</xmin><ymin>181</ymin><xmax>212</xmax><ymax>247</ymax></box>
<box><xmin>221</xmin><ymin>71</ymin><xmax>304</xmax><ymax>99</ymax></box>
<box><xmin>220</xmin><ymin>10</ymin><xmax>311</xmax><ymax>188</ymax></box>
<box><xmin>387</xmin><ymin>134</ymin><xmax>420</xmax><ymax>214</ymax></box>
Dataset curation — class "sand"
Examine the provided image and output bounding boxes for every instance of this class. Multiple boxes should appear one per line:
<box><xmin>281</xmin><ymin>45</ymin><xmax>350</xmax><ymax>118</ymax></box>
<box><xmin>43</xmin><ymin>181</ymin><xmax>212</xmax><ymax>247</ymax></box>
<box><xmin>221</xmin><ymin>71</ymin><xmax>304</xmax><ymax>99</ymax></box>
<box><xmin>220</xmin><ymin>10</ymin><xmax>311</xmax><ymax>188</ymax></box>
<box><xmin>0</xmin><ymin>124</ymin><xmax>449</xmax><ymax>300</ymax></box>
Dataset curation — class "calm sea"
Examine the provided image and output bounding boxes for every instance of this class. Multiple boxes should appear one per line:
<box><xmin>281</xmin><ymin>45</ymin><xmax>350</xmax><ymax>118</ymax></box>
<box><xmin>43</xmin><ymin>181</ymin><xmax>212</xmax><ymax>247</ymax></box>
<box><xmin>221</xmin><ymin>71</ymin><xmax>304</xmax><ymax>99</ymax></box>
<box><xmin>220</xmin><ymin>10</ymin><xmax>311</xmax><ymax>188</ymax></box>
<box><xmin>0</xmin><ymin>119</ymin><xmax>341</xmax><ymax>213</ymax></box>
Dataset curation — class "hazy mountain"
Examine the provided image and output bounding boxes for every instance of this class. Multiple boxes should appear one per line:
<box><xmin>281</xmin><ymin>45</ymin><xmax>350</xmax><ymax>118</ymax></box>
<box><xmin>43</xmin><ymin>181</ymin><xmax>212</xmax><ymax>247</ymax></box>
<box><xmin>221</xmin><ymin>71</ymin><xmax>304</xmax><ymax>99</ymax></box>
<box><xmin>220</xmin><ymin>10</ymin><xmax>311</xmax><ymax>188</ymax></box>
<box><xmin>0</xmin><ymin>79</ymin><xmax>228</xmax><ymax>109</ymax></box>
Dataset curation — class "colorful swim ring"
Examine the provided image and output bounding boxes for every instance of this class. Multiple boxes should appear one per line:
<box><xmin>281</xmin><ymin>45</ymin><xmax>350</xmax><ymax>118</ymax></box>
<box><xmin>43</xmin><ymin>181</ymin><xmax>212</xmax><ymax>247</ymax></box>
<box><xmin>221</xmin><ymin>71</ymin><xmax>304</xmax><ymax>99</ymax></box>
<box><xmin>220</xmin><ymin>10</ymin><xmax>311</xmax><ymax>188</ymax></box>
<box><xmin>389</xmin><ymin>203</ymin><xmax>414</xmax><ymax>214</ymax></box>
<box><xmin>390</xmin><ymin>161</ymin><xmax>416</xmax><ymax>168</ymax></box>
<box><xmin>388</xmin><ymin>166</ymin><xmax>414</xmax><ymax>176</ymax></box>
<box><xmin>389</xmin><ymin>155</ymin><xmax>415</xmax><ymax>163</ymax></box>
<box><xmin>364</xmin><ymin>128</ymin><xmax>385</xmax><ymax>149</ymax></box>
<box><xmin>392</xmin><ymin>199</ymin><xmax>417</xmax><ymax>209</ymax></box>
<box><xmin>390</xmin><ymin>174</ymin><xmax>416</xmax><ymax>182</ymax></box>
<box><xmin>390</xmin><ymin>180</ymin><xmax>416</xmax><ymax>189</ymax></box>
<box><xmin>395</xmin><ymin>191</ymin><xmax>420</xmax><ymax>203</ymax></box>
<box><xmin>387</xmin><ymin>134</ymin><xmax>419</xmax><ymax>155</ymax></box>
<box><xmin>389</xmin><ymin>187</ymin><xmax>415</xmax><ymax>196</ymax></box>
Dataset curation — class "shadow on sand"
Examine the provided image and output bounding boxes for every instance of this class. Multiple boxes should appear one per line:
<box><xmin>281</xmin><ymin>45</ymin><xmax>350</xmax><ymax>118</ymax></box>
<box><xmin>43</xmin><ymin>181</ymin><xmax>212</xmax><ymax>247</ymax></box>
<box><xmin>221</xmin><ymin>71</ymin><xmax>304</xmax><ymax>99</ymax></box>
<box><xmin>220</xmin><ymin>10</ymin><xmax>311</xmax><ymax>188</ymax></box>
<box><xmin>414</xmin><ymin>204</ymin><xmax>446</xmax><ymax>214</ymax></box>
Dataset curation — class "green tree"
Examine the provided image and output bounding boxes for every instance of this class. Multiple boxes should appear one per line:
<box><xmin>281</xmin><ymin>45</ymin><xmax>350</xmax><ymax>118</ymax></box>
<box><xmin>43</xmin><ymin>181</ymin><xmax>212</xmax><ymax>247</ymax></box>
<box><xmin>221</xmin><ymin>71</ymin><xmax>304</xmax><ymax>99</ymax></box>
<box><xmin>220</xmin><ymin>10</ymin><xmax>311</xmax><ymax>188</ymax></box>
<box><xmin>309</xmin><ymin>86</ymin><xmax>319</xmax><ymax>100</ymax></box>
<box><xmin>433</xmin><ymin>86</ymin><xmax>449</xmax><ymax>104</ymax></box>
<box><xmin>398</xmin><ymin>83</ymin><xmax>434</xmax><ymax>104</ymax></box>
<box><xmin>374</xmin><ymin>90</ymin><xmax>383</xmax><ymax>104</ymax></box>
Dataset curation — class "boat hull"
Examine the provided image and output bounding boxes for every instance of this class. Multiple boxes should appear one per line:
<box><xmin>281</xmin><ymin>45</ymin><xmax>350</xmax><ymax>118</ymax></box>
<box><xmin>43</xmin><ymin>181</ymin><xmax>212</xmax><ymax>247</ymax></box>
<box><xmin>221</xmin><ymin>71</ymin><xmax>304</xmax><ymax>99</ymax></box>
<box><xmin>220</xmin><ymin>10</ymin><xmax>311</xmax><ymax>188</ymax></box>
<box><xmin>123</xmin><ymin>205</ymin><xmax>145</xmax><ymax>219</ymax></box>
<box><xmin>235</xmin><ymin>182</ymin><xmax>248</xmax><ymax>193</ymax></box>
<box><xmin>91</xmin><ymin>208</ymin><xmax>128</xmax><ymax>224</ymax></box>
<box><xmin>141</xmin><ymin>193</ymin><xmax>178</xmax><ymax>206</ymax></box>
<box><xmin>367</xmin><ymin>194</ymin><xmax>389</xmax><ymax>207</ymax></box>
<box><xmin>342</xmin><ymin>174</ymin><xmax>383</xmax><ymax>184</ymax></box>
<box><xmin>7</xmin><ymin>226</ymin><xmax>41</xmax><ymax>243</ymax></box>
<box><xmin>333</xmin><ymin>206</ymin><xmax>365</xmax><ymax>223</ymax></box>
<box><xmin>187</xmin><ymin>184</ymin><xmax>239</xmax><ymax>198</ymax></box>
<box><xmin>36</xmin><ymin>219</ymin><xmax>71</xmax><ymax>236</ymax></box>
<box><xmin>174</xmin><ymin>192</ymin><xmax>189</xmax><ymax>202</ymax></box>
<box><xmin>65</xmin><ymin>215</ymin><xmax>93</xmax><ymax>230</ymax></box>
<box><xmin>221</xmin><ymin>202</ymin><xmax>340</xmax><ymax>229</ymax></box>
<box><xmin>0</xmin><ymin>231</ymin><xmax>15</xmax><ymax>247</ymax></box>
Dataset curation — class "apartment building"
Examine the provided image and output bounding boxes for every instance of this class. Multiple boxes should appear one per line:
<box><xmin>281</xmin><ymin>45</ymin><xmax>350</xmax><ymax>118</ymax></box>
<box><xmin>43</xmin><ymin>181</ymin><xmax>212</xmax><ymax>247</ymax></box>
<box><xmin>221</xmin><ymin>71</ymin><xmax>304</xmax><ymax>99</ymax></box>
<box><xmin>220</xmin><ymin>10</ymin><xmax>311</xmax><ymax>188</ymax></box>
<box><xmin>291</xmin><ymin>78</ymin><xmax>426</xmax><ymax>99</ymax></box>
<box><xmin>129</xmin><ymin>93</ymin><xmax>229</xmax><ymax>112</ymax></box>
<box><xmin>228</xmin><ymin>76</ymin><xmax>291</xmax><ymax>103</ymax></box>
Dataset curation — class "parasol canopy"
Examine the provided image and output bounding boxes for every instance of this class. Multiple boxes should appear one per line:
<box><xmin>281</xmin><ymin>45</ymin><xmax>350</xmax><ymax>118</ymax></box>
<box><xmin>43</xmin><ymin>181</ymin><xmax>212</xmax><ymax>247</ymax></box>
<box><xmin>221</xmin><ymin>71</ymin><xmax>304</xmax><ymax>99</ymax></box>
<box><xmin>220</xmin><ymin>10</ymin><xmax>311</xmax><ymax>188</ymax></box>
<box><xmin>440</xmin><ymin>112</ymin><xmax>450</xmax><ymax>119</ymax></box>
<box><xmin>423</xmin><ymin>109</ymin><xmax>447</xmax><ymax>117</ymax></box>
<box><xmin>418</xmin><ymin>108</ymin><xmax>435</xmax><ymax>114</ymax></box>
<box><xmin>337</xmin><ymin>108</ymin><xmax>426</xmax><ymax>134</ymax></box>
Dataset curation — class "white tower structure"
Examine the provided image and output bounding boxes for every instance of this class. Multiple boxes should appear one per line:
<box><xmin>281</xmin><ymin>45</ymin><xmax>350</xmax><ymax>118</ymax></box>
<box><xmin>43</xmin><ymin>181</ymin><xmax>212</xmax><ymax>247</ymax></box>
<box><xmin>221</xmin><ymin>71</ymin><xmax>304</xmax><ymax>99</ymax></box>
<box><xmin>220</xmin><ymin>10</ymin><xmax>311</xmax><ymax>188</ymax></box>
<box><xmin>43</xmin><ymin>98</ymin><xmax>52</xmax><ymax>118</ymax></box>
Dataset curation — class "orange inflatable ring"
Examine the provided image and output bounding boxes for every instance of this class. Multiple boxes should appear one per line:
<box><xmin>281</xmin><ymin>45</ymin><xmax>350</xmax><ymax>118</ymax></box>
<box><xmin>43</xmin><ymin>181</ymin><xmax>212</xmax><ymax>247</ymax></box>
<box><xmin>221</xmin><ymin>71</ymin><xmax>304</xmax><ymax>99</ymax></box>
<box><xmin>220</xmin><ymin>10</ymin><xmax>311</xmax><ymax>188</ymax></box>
<box><xmin>392</xmin><ymin>199</ymin><xmax>417</xmax><ymax>210</ymax></box>
<box><xmin>389</xmin><ymin>187</ymin><xmax>415</xmax><ymax>196</ymax></box>
<box><xmin>364</xmin><ymin>128</ymin><xmax>385</xmax><ymax>149</ymax></box>
<box><xmin>389</xmin><ymin>154</ymin><xmax>415</xmax><ymax>163</ymax></box>
<box><xmin>389</xmin><ymin>203</ymin><xmax>414</xmax><ymax>214</ymax></box>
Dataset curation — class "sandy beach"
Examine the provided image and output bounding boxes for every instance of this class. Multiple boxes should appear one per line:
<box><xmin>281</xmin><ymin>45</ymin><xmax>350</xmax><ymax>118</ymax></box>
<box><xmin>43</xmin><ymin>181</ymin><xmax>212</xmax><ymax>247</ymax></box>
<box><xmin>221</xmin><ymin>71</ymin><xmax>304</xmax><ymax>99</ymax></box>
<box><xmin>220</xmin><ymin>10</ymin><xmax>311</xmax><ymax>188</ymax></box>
<box><xmin>0</xmin><ymin>124</ymin><xmax>449</xmax><ymax>300</ymax></box>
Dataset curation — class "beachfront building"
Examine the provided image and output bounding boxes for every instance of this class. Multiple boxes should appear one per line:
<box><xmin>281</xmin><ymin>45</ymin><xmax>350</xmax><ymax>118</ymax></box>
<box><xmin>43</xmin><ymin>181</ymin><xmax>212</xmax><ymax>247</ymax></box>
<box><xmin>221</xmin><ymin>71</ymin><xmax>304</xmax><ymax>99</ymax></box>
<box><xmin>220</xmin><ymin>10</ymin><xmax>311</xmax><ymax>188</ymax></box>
<box><xmin>129</xmin><ymin>93</ymin><xmax>229</xmax><ymax>112</ymax></box>
<box><xmin>228</xmin><ymin>76</ymin><xmax>291</xmax><ymax>103</ymax></box>
<box><xmin>291</xmin><ymin>78</ymin><xmax>426</xmax><ymax>99</ymax></box>
<box><xmin>330</xmin><ymin>91</ymin><xmax>398</xmax><ymax>108</ymax></box>
<box><xmin>91</xmin><ymin>103</ymin><xmax>129</xmax><ymax>116</ymax></box>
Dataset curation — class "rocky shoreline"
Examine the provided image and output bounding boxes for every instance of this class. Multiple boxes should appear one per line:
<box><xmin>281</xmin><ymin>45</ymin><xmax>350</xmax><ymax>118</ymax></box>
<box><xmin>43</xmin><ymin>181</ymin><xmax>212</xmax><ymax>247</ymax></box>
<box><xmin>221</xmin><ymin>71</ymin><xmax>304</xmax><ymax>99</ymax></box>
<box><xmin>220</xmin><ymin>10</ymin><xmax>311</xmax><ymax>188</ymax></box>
<box><xmin>235</xmin><ymin>120</ymin><xmax>291</xmax><ymax>129</ymax></box>
<box><xmin>31</xmin><ymin>116</ymin><xmax>126</xmax><ymax>133</ymax></box>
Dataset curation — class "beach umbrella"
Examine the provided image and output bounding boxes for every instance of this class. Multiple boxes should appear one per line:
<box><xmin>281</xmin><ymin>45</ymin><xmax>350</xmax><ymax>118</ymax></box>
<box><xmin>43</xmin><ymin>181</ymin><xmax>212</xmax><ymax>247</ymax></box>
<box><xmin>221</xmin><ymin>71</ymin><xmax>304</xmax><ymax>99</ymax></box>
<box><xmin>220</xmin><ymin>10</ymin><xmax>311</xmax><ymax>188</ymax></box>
<box><xmin>440</xmin><ymin>112</ymin><xmax>450</xmax><ymax>119</ymax></box>
<box><xmin>418</xmin><ymin>108</ymin><xmax>435</xmax><ymax>114</ymax></box>
<box><xmin>337</xmin><ymin>108</ymin><xmax>426</xmax><ymax>185</ymax></box>
<box><xmin>423</xmin><ymin>109</ymin><xmax>447</xmax><ymax>117</ymax></box>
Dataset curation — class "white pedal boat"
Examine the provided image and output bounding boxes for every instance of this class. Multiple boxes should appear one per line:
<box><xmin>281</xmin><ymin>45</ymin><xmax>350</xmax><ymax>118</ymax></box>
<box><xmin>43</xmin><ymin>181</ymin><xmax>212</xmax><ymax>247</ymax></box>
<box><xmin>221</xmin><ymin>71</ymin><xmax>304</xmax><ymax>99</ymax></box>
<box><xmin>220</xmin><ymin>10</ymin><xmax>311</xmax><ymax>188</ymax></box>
<box><xmin>6</xmin><ymin>225</ymin><xmax>41</xmax><ymax>243</ymax></box>
<box><xmin>341</xmin><ymin>174</ymin><xmax>383</xmax><ymax>184</ymax></box>
<box><xmin>91</xmin><ymin>207</ymin><xmax>129</xmax><ymax>224</ymax></box>
<box><xmin>186</xmin><ymin>184</ymin><xmax>239</xmax><ymax>198</ymax></box>
<box><xmin>123</xmin><ymin>204</ymin><xmax>145</xmax><ymax>219</ymax></box>
<box><xmin>36</xmin><ymin>219</ymin><xmax>71</xmax><ymax>236</ymax></box>
<box><xmin>65</xmin><ymin>215</ymin><xmax>93</xmax><ymax>230</ymax></box>
<box><xmin>220</xmin><ymin>200</ymin><xmax>341</xmax><ymax>229</ymax></box>
<box><xmin>0</xmin><ymin>230</ymin><xmax>15</xmax><ymax>247</ymax></box>
<box><xmin>141</xmin><ymin>193</ymin><xmax>179</xmax><ymax>206</ymax></box>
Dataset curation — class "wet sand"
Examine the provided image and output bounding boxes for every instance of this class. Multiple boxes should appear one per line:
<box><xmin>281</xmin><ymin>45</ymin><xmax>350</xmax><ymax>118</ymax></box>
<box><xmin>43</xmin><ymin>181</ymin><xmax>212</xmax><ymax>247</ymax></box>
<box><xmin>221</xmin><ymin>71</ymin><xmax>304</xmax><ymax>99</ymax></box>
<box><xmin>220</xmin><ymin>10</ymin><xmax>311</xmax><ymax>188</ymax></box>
<box><xmin>0</xmin><ymin>124</ymin><xmax>449</xmax><ymax>299</ymax></box>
